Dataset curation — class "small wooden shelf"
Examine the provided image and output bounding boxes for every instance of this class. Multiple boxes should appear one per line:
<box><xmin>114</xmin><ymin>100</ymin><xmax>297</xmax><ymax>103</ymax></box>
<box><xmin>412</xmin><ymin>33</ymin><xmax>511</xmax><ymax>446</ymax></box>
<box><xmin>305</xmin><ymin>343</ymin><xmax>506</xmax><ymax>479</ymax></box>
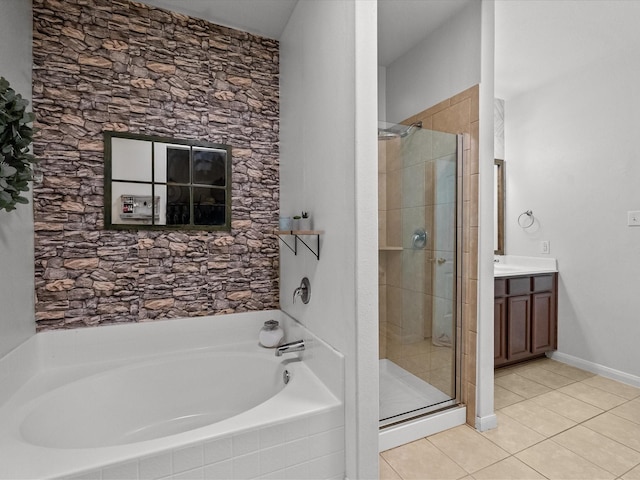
<box><xmin>379</xmin><ymin>246</ymin><xmax>403</xmax><ymax>251</ymax></box>
<box><xmin>276</xmin><ymin>230</ymin><xmax>324</xmax><ymax>259</ymax></box>
<box><xmin>276</xmin><ymin>230</ymin><xmax>324</xmax><ymax>236</ymax></box>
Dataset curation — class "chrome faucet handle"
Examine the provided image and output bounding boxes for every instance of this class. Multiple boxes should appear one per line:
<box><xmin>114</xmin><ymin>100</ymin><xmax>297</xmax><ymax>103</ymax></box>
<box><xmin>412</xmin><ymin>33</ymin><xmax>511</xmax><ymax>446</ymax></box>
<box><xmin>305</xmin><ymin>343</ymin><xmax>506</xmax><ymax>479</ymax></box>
<box><xmin>293</xmin><ymin>286</ymin><xmax>303</xmax><ymax>303</ymax></box>
<box><xmin>292</xmin><ymin>277</ymin><xmax>311</xmax><ymax>304</ymax></box>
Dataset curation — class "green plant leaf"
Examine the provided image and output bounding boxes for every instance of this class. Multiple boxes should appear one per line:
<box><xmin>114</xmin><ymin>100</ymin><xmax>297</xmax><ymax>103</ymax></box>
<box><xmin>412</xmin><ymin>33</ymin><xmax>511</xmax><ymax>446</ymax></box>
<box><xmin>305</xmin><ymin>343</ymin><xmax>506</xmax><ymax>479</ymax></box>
<box><xmin>0</xmin><ymin>163</ymin><xmax>17</xmax><ymax>177</ymax></box>
<box><xmin>0</xmin><ymin>77</ymin><xmax>36</xmax><ymax>213</ymax></box>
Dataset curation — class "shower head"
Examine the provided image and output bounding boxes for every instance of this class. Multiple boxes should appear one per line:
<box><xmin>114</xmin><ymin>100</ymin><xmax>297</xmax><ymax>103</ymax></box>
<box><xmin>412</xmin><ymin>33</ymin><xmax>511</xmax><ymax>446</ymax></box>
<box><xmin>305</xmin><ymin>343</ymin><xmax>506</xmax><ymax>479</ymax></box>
<box><xmin>401</xmin><ymin>121</ymin><xmax>422</xmax><ymax>137</ymax></box>
<box><xmin>378</xmin><ymin>121</ymin><xmax>423</xmax><ymax>140</ymax></box>
<box><xmin>377</xmin><ymin>129</ymin><xmax>400</xmax><ymax>140</ymax></box>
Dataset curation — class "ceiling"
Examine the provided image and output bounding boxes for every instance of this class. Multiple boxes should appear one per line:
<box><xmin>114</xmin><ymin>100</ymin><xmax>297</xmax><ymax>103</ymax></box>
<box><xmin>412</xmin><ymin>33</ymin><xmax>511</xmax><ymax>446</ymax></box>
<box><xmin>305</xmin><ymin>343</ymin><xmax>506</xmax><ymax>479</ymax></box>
<box><xmin>138</xmin><ymin>0</ymin><xmax>470</xmax><ymax>66</ymax></box>
<box><xmin>138</xmin><ymin>0</ymin><xmax>640</xmax><ymax>101</ymax></box>
<box><xmin>138</xmin><ymin>0</ymin><xmax>297</xmax><ymax>40</ymax></box>
<box><xmin>377</xmin><ymin>0</ymin><xmax>471</xmax><ymax>66</ymax></box>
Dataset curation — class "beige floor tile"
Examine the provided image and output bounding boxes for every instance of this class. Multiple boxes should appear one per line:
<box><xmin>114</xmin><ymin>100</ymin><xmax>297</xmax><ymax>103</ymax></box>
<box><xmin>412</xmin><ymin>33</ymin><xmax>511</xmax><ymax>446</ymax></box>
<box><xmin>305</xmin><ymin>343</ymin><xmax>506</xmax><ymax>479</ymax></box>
<box><xmin>428</xmin><ymin>425</ymin><xmax>509</xmax><ymax>474</ymax></box>
<box><xmin>472</xmin><ymin>456</ymin><xmax>546</xmax><ymax>480</ymax></box>
<box><xmin>559</xmin><ymin>381</ymin><xmax>628</xmax><ymax>410</ymax></box>
<box><xmin>536</xmin><ymin>359</ymin><xmax>596</xmax><ymax>381</ymax></box>
<box><xmin>379</xmin><ymin>456</ymin><xmax>402</xmax><ymax>480</ymax></box>
<box><xmin>510</xmin><ymin>357</ymin><xmax>551</xmax><ymax>371</ymax></box>
<box><xmin>494</xmin><ymin>359</ymin><xmax>548</xmax><ymax>379</ymax></box>
<box><xmin>481</xmin><ymin>411</ymin><xmax>545</xmax><ymax>454</ymax></box>
<box><xmin>554</xmin><ymin>425</ymin><xmax>640</xmax><ymax>477</ymax></box>
<box><xmin>500</xmin><ymin>399</ymin><xmax>576</xmax><ymax>437</ymax></box>
<box><xmin>611</xmin><ymin>398</ymin><xmax>640</xmax><ymax>425</ymax></box>
<box><xmin>495</xmin><ymin>384</ymin><xmax>526</xmax><ymax>410</ymax></box>
<box><xmin>381</xmin><ymin>438</ymin><xmax>467</xmax><ymax>480</ymax></box>
<box><xmin>516</xmin><ymin>439</ymin><xmax>614</xmax><ymax>480</ymax></box>
<box><xmin>495</xmin><ymin>373</ymin><xmax>551</xmax><ymax>399</ymax></box>
<box><xmin>622</xmin><ymin>464</ymin><xmax>640</xmax><ymax>480</ymax></box>
<box><xmin>530</xmin><ymin>390</ymin><xmax>603</xmax><ymax>423</ymax></box>
<box><xmin>582</xmin><ymin>376</ymin><xmax>640</xmax><ymax>400</ymax></box>
<box><xmin>585</xmin><ymin>412</ymin><xmax>640</xmax><ymax>452</ymax></box>
<box><xmin>516</xmin><ymin>366</ymin><xmax>576</xmax><ymax>389</ymax></box>
<box><xmin>495</xmin><ymin>363</ymin><xmax>535</xmax><ymax>378</ymax></box>
<box><xmin>495</xmin><ymin>365</ymin><xmax>517</xmax><ymax>378</ymax></box>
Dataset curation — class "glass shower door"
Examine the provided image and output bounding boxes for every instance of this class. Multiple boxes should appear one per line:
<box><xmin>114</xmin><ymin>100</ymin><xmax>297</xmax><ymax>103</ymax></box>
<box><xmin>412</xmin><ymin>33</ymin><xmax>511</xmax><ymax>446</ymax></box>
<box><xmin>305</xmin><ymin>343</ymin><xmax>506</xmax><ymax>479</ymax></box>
<box><xmin>378</xmin><ymin>122</ymin><xmax>460</xmax><ymax>427</ymax></box>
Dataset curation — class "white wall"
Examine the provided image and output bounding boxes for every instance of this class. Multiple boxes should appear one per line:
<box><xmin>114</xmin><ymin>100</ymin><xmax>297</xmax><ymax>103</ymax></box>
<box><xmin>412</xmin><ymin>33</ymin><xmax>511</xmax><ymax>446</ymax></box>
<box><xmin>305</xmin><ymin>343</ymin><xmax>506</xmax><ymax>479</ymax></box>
<box><xmin>505</xmin><ymin>44</ymin><xmax>640</xmax><ymax>380</ymax></box>
<box><xmin>384</xmin><ymin>0</ymin><xmax>482</xmax><ymax>123</ymax></box>
<box><xmin>280</xmin><ymin>1</ymin><xmax>379</xmax><ymax>478</ymax></box>
<box><xmin>476</xmin><ymin>0</ymin><xmax>496</xmax><ymax>431</ymax></box>
<box><xmin>0</xmin><ymin>0</ymin><xmax>36</xmax><ymax>358</ymax></box>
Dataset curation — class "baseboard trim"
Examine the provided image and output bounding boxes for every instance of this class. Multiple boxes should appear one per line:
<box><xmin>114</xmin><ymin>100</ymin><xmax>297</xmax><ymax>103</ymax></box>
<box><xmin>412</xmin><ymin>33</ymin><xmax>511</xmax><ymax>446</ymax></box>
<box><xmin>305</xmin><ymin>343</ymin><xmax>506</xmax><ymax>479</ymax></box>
<box><xmin>475</xmin><ymin>413</ymin><xmax>498</xmax><ymax>432</ymax></box>
<box><xmin>549</xmin><ymin>351</ymin><xmax>640</xmax><ymax>388</ymax></box>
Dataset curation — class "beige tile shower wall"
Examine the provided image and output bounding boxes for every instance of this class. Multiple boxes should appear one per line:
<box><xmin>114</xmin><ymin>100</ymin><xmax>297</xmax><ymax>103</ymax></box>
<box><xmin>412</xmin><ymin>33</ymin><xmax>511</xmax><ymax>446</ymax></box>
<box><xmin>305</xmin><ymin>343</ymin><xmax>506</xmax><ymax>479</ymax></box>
<box><xmin>403</xmin><ymin>85</ymin><xmax>480</xmax><ymax>426</ymax></box>
<box><xmin>379</xmin><ymin>143</ymin><xmax>388</xmax><ymax>358</ymax></box>
<box><xmin>31</xmin><ymin>0</ymin><xmax>280</xmax><ymax>330</ymax></box>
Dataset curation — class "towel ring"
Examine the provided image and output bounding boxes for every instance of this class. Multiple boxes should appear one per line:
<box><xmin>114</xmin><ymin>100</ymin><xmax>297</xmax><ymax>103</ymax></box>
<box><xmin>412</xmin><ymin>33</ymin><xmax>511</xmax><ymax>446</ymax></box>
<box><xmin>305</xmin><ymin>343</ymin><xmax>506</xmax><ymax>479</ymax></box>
<box><xmin>518</xmin><ymin>210</ymin><xmax>535</xmax><ymax>228</ymax></box>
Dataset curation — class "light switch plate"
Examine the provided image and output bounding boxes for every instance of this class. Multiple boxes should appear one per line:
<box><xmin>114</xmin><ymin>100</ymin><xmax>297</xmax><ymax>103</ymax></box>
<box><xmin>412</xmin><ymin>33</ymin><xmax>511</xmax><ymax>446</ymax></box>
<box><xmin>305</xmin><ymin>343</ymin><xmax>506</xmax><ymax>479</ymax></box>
<box><xmin>628</xmin><ymin>211</ymin><xmax>640</xmax><ymax>226</ymax></box>
<box><xmin>540</xmin><ymin>240</ymin><xmax>550</xmax><ymax>254</ymax></box>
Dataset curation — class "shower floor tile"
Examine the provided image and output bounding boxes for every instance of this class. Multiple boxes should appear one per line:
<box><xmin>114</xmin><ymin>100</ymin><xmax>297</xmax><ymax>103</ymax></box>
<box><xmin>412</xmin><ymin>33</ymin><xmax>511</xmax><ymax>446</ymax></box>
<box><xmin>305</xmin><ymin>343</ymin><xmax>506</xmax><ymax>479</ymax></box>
<box><xmin>379</xmin><ymin>359</ymin><xmax>452</xmax><ymax>422</ymax></box>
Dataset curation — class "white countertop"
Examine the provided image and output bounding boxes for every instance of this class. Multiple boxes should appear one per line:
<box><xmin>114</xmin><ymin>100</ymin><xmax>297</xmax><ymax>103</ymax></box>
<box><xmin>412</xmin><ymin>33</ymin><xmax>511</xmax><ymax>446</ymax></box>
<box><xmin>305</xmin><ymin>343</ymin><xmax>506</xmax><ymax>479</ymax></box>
<box><xmin>494</xmin><ymin>255</ymin><xmax>558</xmax><ymax>277</ymax></box>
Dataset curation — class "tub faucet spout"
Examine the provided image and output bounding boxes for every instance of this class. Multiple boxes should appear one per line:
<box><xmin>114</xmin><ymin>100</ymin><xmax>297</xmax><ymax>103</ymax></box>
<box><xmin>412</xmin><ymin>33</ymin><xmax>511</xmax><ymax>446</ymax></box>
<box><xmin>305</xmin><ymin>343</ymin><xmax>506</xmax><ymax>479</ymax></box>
<box><xmin>275</xmin><ymin>340</ymin><xmax>305</xmax><ymax>357</ymax></box>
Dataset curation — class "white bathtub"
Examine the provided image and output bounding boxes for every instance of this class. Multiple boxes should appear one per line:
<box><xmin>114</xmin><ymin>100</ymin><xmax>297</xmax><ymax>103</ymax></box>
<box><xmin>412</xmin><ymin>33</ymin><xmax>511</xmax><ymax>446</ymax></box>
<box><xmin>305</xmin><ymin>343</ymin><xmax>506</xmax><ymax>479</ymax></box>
<box><xmin>0</xmin><ymin>310</ymin><xmax>345</xmax><ymax>480</ymax></box>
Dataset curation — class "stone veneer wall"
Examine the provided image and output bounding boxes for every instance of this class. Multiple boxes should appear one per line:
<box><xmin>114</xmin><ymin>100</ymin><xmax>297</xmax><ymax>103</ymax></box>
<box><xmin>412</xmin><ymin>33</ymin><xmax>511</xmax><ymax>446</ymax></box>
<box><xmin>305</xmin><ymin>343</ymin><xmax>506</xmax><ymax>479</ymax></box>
<box><xmin>31</xmin><ymin>0</ymin><xmax>280</xmax><ymax>330</ymax></box>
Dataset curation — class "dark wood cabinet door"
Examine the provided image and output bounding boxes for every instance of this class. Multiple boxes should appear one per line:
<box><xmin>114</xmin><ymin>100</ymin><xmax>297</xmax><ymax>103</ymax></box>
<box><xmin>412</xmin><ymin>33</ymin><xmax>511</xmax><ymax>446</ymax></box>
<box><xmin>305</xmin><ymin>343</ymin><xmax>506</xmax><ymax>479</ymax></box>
<box><xmin>495</xmin><ymin>273</ymin><xmax>557</xmax><ymax>369</ymax></box>
<box><xmin>531</xmin><ymin>291</ymin><xmax>556</xmax><ymax>354</ymax></box>
<box><xmin>494</xmin><ymin>297</ymin><xmax>508</xmax><ymax>366</ymax></box>
<box><xmin>507</xmin><ymin>295</ymin><xmax>531</xmax><ymax>361</ymax></box>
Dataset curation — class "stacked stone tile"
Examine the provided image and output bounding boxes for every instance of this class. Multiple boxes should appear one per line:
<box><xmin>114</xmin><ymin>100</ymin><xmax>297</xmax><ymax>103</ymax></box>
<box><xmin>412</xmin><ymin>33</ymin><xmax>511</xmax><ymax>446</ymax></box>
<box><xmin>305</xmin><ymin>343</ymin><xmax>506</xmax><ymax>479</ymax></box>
<box><xmin>32</xmin><ymin>0</ymin><xmax>280</xmax><ymax>329</ymax></box>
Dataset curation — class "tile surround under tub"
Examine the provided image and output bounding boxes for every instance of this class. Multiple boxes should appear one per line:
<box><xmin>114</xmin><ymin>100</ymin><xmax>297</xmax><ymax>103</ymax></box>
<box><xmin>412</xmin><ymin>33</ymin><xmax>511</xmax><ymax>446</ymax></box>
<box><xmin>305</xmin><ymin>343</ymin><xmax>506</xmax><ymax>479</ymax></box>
<box><xmin>64</xmin><ymin>407</ymin><xmax>345</xmax><ymax>480</ymax></box>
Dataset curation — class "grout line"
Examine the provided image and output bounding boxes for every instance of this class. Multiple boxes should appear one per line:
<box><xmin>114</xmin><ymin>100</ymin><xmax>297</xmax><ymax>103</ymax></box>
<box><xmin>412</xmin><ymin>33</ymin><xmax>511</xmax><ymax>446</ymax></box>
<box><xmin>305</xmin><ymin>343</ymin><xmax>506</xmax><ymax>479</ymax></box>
<box><xmin>379</xmin><ymin>452</ymin><xmax>404</xmax><ymax>480</ymax></box>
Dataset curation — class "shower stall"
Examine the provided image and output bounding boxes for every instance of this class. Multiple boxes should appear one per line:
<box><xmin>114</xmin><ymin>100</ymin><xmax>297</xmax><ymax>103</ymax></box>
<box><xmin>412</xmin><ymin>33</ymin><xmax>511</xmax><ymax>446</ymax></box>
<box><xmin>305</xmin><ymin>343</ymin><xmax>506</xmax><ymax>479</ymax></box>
<box><xmin>378</xmin><ymin>121</ymin><xmax>461</xmax><ymax>429</ymax></box>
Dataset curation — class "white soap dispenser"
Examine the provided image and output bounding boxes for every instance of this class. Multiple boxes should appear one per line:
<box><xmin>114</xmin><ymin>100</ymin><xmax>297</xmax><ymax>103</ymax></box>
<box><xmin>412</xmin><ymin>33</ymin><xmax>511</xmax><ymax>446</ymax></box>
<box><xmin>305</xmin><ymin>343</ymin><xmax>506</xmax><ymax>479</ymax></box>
<box><xmin>259</xmin><ymin>320</ymin><xmax>284</xmax><ymax>348</ymax></box>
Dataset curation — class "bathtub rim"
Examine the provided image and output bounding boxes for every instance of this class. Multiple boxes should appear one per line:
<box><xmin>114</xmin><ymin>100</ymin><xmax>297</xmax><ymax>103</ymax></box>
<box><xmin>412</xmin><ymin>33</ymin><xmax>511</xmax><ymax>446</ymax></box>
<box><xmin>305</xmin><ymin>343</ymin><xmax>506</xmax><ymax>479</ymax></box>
<box><xmin>0</xmin><ymin>310</ymin><xmax>345</xmax><ymax>479</ymax></box>
<box><xmin>0</xmin><ymin>309</ymin><xmax>344</xmax><ymax>406</ymax></box>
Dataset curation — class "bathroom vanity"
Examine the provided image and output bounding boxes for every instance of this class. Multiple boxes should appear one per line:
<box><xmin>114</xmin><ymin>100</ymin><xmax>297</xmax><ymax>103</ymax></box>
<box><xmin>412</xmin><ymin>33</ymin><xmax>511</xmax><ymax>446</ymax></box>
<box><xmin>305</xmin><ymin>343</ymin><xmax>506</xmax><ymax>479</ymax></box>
<box><xmin>494</xmin><ymin>256</ymin><xmax>558</xmax><ymax>368</ymax></box>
